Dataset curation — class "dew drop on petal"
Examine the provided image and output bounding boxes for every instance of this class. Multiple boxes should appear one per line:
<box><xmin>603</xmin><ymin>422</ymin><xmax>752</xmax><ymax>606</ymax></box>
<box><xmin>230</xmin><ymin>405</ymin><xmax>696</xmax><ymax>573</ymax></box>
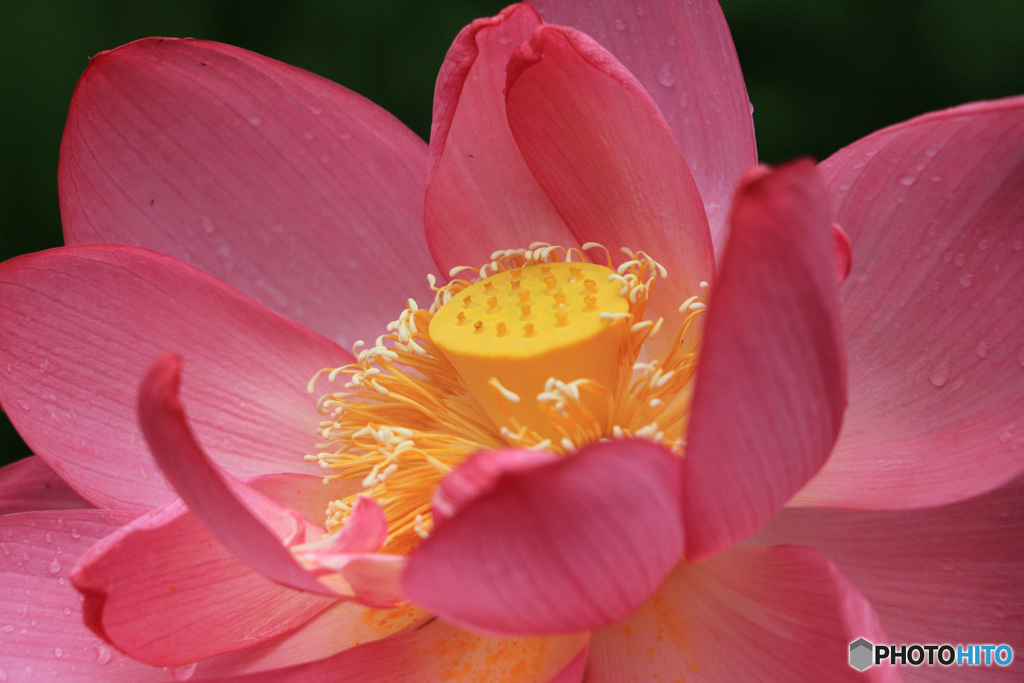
<box><xmin>96</xmin><ymin>645</ymin><xmax>113</xmax><ymax>666</ymax></box>
<box><xmin>954</xmin><ymin>252</ymin><xmax>967</xmax><ymax>267</ymax></box>
<box><xmin>899</xmin><ymin>175</ymin><xmax>916</xmax><ymax>186</ymax></box>
<box><xmin>17</xmin><ymin>400</ymin><xmax>30</xmax><ymax>412</ymax></box>
<box><xmin>976</xmin><ymin>340</ymin><xmax>990</xmax><ymax>359</ymax></box>
<box><xmin>656</xmin><ymin>62</ymin><xmax>676</xmax><ymax>87</ymax></box>
<box><xmin>170</xmin><ymin>663</ymin><xmax>198</xmax><ymax>681</ymax></box>
<box><xmin>959</xmin><ymin>272</ymin><xmax>974</xmax><ymax>288</ymax></box>
<box><xmin>614</xmin><ymin>17</ymin><xmax>627</xmax><ymax>31</ymax></box>
<box><xmin>47</xmin><ymin>558</ymin><xmax>61</xmax><ymax>574</ymax></box>
<box><xmin>930</xmin><ymin>359</ymin><xmax>952</xmax><ymax>388</ymax></box>
<box><xmin>247</xmin><ymin>115</ymin><xmax>261</xmax><ymax>126</ymax></box>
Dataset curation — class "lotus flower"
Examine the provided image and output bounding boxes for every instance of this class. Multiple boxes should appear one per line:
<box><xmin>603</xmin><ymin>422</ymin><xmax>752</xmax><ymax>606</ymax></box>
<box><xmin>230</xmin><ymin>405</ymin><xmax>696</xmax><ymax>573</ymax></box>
<box><xmin>1</xmin><ymin>1</ymin><xmax>1022</xmax><ymax>680</ymax></box>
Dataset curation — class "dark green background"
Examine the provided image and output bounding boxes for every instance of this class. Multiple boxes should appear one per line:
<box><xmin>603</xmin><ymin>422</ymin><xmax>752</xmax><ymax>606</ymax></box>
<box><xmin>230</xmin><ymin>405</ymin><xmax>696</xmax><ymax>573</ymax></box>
<box><xmin>2</xmin><ymin>0</ymin><xmax>1023</xmax><ymax>469</ymax></box>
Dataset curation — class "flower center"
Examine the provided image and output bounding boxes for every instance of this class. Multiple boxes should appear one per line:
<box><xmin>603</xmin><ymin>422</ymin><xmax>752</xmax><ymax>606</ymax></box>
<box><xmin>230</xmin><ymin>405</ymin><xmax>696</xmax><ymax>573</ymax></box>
<box><xmin>430</xmin><ymin>261</ymin><xmax>630</xmax><ymax>440</ymax></box>
<box><xmin>306</xmin><ymin>243</ymin><xmax>707</xmax><ymax>555</ymax></box>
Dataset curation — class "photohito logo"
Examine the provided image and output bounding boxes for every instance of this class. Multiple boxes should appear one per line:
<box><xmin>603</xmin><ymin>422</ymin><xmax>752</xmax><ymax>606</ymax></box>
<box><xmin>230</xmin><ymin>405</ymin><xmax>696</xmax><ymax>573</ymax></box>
<box><xmin>849</xmin><ymin>638</ymin><xmax>1014</xmax><ymax>671</ymax></box>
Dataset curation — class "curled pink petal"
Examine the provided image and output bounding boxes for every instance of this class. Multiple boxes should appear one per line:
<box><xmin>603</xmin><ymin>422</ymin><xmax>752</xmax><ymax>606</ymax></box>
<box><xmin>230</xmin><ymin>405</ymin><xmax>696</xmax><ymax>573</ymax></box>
<box><xmin>797</xmin><ymin>96</ymin><xmax>1024</xmax><ymax>509</ymax></box>
<box><xmin>0</xmin><ymin>509</ymin><xmax>172</xmax><ymax>681</ymax></box>
<box><xmin>0</xmin><ymin>244</ymin><xmax>348</xmax><ymax>513</ymax></box>
<box><xmin>506</xmin><ymin>24</ymin><xmax>714</xmax><ymax>320</ymax></box>
<box><xmin>403</xmin><ymin>440</ymin><xmax>683</xmax><ymax>635</ymax></box>
<box><xmin>529</xmin><ymin>0</ymin><xmax>757</xmax><ymax>253</ymax></box>
<box><xmin>432</xmin><ymin>447</ymin><xmax>559</xmax><ymax>526</ymax></box>
<box><xmin>586</xmin><ymin>545</ymin><xmax>896</xmax><ymax>682</ymax></box>
<box><xmin>684</xmin><ymin>161</ymin><xmax>846</xmax><ymax>561</ymax></box>
<box><xmin>137</xmin><ymin>353</ymin><xmax>405</xmax><ymax>606</ymax></box>
<box><xmin>426</xmin><ymin>4</ymin><xmax>577</xmax><ymax>272</ymax></box>
<box><xmin>0</xmin><ymin>456</ymin><xmax>91</xmax><ymax>514</ymax></box>
<box><xmin>60</xmin><ymin>37</ymin><xmax>435</xmax><ymax>347</ymax></box>
<box><xmin>761</xmin><ymin>475</ymin><xmax>1024</xmax><ymax>654</ymax></box>
<box><xmin>71</xmin><ymin>498</ymin><xmax>334</xmax><ymax>667</ymax></box>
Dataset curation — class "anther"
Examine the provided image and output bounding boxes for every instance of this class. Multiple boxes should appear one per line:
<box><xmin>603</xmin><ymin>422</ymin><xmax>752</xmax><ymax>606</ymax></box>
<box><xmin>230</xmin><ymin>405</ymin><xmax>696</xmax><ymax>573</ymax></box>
<box><xmin>487</xmin><ymin>296</ymin><xmax>499</xmax><ymax>313</ymax></box>
<box><xmin>541</xmin><ymin>266</ymin><xmax>551</xmax><ymax>276</ymax></box>
<box><xmin>463</xmin><ymin>295</ymin><xmax>473</xmax><ymax>307</ymax></box>
<box><xmin>553</xmin><ymin>292</ymin><xmax>567</xmax><ymax>309</ymax></box>
<box><xmin>543</xmin><ymin>275</ymin><xmax>557</xmax><ymax>293</ymax></box>
<box><xmin>474</xmin><ymin>320</ymin><xmax>484</xmax><ymax>332</ymax></box>
<box><xmin>555</xmin><ymin>310</ymin><xmax>569</xmax><ymax>326</ymax></box>
<box><xmin>583</xmin><ymin>279</ymin><xmax>597</xmax><ymax>293</ymax></box>
<box><xmin>457</xmin><ymin>311</ymin><xmax>467</xmax><ymax>324</ymax></box>
<box><xmin>521</xmin><ymin>305</ymin><xmax>532</xmax><ymax>319</ymax></box>
<box><xmin>524</xmin><ymin>323</ymin><xmax>535</xmax><ymax>337</ymax></box>
<box><xmin>517</xmin><ymin>290</ymin><xmax>531</xmax><ymax>303</ymax></box>
<box><xmin>584</xmin><ymin>295</ymin><xmax>597</xmax><ymax>311</ymax></box>
<box><xmin>496</xmin><ymin>322</ymin><xmax>508</xmax><ymax>336</ymax></box>
<box><xmin>569</xmin><ymin>267</ymin><xmax>581</xmax><ymax>282</ymax></box>
<box><xmin>510</xmin><ymin>279</ymin><xmax>522</xmax><ymax>290</ymax></box>
<box><xmin>483</xmin><ymin>281</ymin><xmax>497</xmax><ymax>295</ymax></box>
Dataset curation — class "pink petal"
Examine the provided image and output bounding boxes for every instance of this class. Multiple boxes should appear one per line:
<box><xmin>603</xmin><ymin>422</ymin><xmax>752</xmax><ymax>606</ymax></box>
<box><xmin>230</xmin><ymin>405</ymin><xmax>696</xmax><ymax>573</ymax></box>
<box><xmin>506</xmin><ymin>24</ymin><xmax>715</xmax><ymax>329</ymax></box>
<box><xmin>760</xmin><ymin>475</ymin><xmax>1024</xmax><ymax>655</ymax></box>
<box><xmin>71</xmin><ymin>498</ymin><xmax>333</xmax><ymax>667</ymax></box>
<box><xmin>425</xmin><ymin>4</ymin><xmax>577</xmax><ymax>272</ymax></box>
<box><xmin>432</xmin><ymin>447</ymin><xmax>559</xmax><ymax>526</ymax></box>
<box><xmin>60</xmin><ymin>37</ymin><xmax>436</xmax><ymax>347</ymax></box>
<box><xmin>0</xmin><ymin>244</ymin><xmax>348</xmax><ymax>512</ymax></box>
<box><xmin>528</xmin><ymin>0</ymin><xmax>757</xmax><ymax>253</ymax></box>
<box><xmin>192</xmin><ymin>602</ymin><xmax>430</xmax><ymax>678</ymax></box>
<box><xmin>683</xmin><ymin>161</ymin><xmax>846</xmax><ymax>561</ymax></box>
<box><xmin>0</xmin><ymin>456</ymin><xmax>91</xmax><ymax>515</ymax></box>
<box><xmin>137</xmin><ymin>354</ymin><xmax>405</xmax><ymax>605</ymax></box>
<box><xmin>403</xmin><ymin>440</ymin><xmax>683</xmax><ymax>635</ymax></box>
<box><xmin>796</xmin><ymin>96</ymin><xmax>1024</xmax><ymax>509</ymax></box>
<box><xmin>0</xmin><ymin>509</ymin><xmax>173</xmax><ymax>681</ymax></box>
<box><xmin>197</xmin><ymin>618</ymin><xmax>588</xmax><ymax>682</ymax></box>
<box><xmin>586</xmin><ymin>545</ymin><xmax>896</xmax><ymax>682</ymax></box>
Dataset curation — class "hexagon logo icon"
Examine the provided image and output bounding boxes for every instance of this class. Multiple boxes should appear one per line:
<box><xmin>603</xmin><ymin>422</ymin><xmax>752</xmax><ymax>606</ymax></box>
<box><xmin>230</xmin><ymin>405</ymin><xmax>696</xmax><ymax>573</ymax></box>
<box><xmin>849</xmin><ymin>638</ymin><xmax>874</xmax><ymax>671</ymax></box>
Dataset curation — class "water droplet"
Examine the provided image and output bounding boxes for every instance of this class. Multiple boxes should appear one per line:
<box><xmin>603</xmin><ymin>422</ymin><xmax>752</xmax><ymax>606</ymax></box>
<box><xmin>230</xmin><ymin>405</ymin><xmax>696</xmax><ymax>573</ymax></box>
<box><xmin>1</xmin><ymin>624</ymin><xmax>13</xmax><ymax>633</ymax></box>
<box><xmin>70</xmin><ymin>528</ymin><xmax>81</xmax><ymax>539</ymax></box>
<box><xmin>53</xmin><ymin>647</ymin><xmax>64</xmax><ymax>659</ymax></box>
<box><xmin>613</xmin><ymin>17</ymin><xmax>627</xmax><ymax>31</ymax></box>
<box><xmin>929</xmin><ymin>174</ymin><xmax>942</xmax><ymax>183</ymax></box>
<box><xmin>1013</xmin><ymin>239</ymin><xmax>1023</xmax><ymax>252</ymax></box>
<box><xmin>39</xmin><ymin>358</ymin><xmax>50</xmax><ymax>373</ymax></box>
<box><xmin>1000</xmin><ymin>431</ymin><xmax>1014</xmax><ymax>444</ymax></box>
<box><xmin>930</xmin><ymin>360</ymin><xmax>952</xmax><ymax>387</ymax></box>
<box><xmin>941</xmin><ymin>250</ymin><xmax>953</xmax><ymax>263</ymax></box>
<box><xmin>978</xmin><ymin>238</ymin><xmax>990</xmax><ymax>250</ymax></box>
<box><xmin>656</xmin><ymin>63</ymin><xmax>676</xmax><ymax>87</ymax></box>
<box><xmin>634</xmin><ymin>1</ymin><xmax>646</xmax><ymax>16</ymax></box>
<box><xmin>307</xmin><ymin>104</ymin><xmax>323</xmax><ymax>116</ymax></box>
<box><xmin>976</xmin><ymin>340</ymin><xmax>990</xmax><ymax>359</ymax></box>
<box><xmin>17</xmin><ymin>399</ymin><xmax>30</xmax><ymax>411</ymax></box>
<box><xmin>47</xmin><ymin>558</ymin><xmax>61</xmax><ymax>574</ymax></box>
<box><xmin>1018</xmin><ymin>347</ymin><xmax>1024</xmax><ymax>367</ymax></box>
<box><xmin>339</xmin><ymin>132</ymin><xmax>352</xmax><ymax>141</ymax></box>
<box><xmin>63</xmin><ymin>607</ymin><xmax>71</xmax><ymax>616</ymax></box>
<box><xmin>302</xmin><ymin>131</ymin><xmax>315</xmax><ymax>141</ymax></box>
<box><xmin>924</xmin><ymin>147</ymin><xmax>938</xmax><ymax>157</ymax></box>
<box><xmin>54</xmin><ymin>517</ymin><xmax>64</xmax><ymax>530</ymax></box>
<box><xmin>899</xmin><ymin>174</ymin><xmax>916</xmax><ymax>186</ymax></box>
<box><xmin>665</xmin><ymin>32</ymin><xmax>677</xmax><ymax>46</ymax></box>
<box><xmin>677</xmin><ymin>91</ymin><xmax>689</xmax><ymax>109</ymax></box>
<box><xmin>959</xmin><ymin>272</ymin><xmax>974</xmax><ymax>287</ymax></box>
<box><xmin>201</xmin><ymin>216</ymin><xmax>216</xmax><ymax>234</ymax></box>
<box><xmin>44</xmin><ymin>534</ymin><xmax>52</xmax><ymax>544</ymax></box>
<box><xmin>170</xmin><ymin>662</ymin><xmax>198</xmax><ymax>681</ymax></box>
<box><xmin>0</xmin><ymin>544</ymin><xmax>8</xmax><ymax>557</ymax></box>
<box><xmin>96</xmin><ymin>645</ymin><xmax>113</xmax><ymax>665</ymax></box>
<box><xmin>247</xmin><ymin>114</ymin><xmax>261</xmax><ymax>126</ymax></box>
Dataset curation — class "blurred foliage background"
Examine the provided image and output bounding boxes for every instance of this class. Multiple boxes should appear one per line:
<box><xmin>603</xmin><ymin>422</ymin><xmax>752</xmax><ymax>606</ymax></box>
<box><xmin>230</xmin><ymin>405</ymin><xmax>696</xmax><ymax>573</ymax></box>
<box><xmin>1</xmin><ymin>0</ymin><xmax>1023</xmax><ymax>469</ymax></box>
